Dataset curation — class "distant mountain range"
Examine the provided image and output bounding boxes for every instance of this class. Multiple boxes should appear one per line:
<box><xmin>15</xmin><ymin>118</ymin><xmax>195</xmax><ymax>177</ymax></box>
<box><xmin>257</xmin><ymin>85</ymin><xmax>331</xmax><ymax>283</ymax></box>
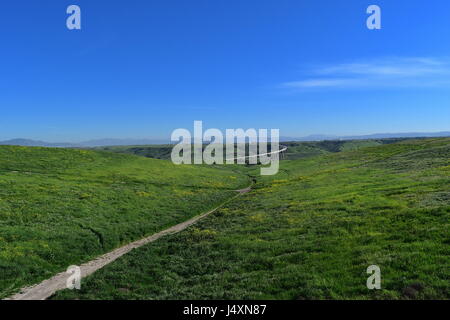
<box><xmin>1</xmin><ymin>132</ymin><xmax>449</xmax><ymax>147</ymax></box>
<box><xmin>0</xmin><ymin>138</ymin><xmax>171</xmax><ymax>148</ymax></box>
<box><xmin>280</xmin><ymin>131</ymin><xmax>450</xmax><ymax>142</ymax></box>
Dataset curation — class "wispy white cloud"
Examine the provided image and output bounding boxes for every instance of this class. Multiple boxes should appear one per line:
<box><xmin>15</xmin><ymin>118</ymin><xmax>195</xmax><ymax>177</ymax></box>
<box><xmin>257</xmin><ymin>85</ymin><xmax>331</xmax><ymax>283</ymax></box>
<box><xmin>281</xmin><ymin>57</ymin><xmax>450</xmax><ymax>90</ymax></box>
<box><xmin>283</xmin><ymin>78</ymin><xmax>363</xmax><ymax>88</ymax></box>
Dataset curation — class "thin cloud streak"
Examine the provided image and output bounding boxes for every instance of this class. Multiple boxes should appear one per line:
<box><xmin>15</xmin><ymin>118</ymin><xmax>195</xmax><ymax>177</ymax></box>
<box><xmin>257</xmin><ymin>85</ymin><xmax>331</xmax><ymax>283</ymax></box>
<box><xmin>282</xmin><ymin>57</ymin><xmax>450</xmax><ymax>89</ymax></box>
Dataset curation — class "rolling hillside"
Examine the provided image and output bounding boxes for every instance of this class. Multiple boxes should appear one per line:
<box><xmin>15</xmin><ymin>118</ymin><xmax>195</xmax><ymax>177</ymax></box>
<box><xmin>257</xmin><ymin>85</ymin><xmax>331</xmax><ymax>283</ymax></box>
<box><xmin>54</xmin><ymin>138</ymin><xmax>450</xmax><ymax>300</ymax></box>
<box><xmin>95</xmin><ymin>139</ymin><xmax>406</xmax><ymax>161</ymax></box>
<box><xmin>0</xmin><ymin>146</ymin><xmax>250</xmax><ymax>298</ymax></box>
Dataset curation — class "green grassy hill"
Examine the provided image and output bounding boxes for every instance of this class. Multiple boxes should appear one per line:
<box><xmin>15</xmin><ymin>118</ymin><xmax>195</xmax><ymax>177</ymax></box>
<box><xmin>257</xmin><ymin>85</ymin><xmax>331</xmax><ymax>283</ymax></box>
<box><xmin>281</xmin><ymin>138</ymin><xmax>406</xmax><ymax>160</ymax></box>
<box><xmin>0</xmin><ymin>146</ymin><xmax>250</xmax><ymax>298</ymax></box>
<box><xmin>54</xmin><ymin>138</ymin><xmax>450</xmax><ymax>300</ymax></box>
<box><xmin>95</xmin><ymin>138</ymin><xmax>408</xmax><ymax>161</ymax></box>
<box><xmin>98</xmin><ymin>145</ymin><xmax>174</xmax><ymax>160</ymax></box>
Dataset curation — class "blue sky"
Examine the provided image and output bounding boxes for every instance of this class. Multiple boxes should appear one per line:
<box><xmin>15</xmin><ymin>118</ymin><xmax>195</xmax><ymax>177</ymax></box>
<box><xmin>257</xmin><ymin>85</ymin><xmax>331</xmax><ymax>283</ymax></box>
<box><xmin>0</xmin><ymin>0</ymin><xmax>449</xmax><ymax>142</ymax></box>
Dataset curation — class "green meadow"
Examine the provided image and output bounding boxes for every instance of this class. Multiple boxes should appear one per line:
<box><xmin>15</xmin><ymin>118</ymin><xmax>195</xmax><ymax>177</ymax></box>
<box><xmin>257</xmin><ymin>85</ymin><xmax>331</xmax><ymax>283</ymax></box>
<box><xmin>0</xmin><ymin>146</ymin><xmax>250</xmax><ymax>298</ymax></box>
<box><xmin>53</xmin><ymin>138</ymin><xmax>449</xmax><ymax>300</ymax></box>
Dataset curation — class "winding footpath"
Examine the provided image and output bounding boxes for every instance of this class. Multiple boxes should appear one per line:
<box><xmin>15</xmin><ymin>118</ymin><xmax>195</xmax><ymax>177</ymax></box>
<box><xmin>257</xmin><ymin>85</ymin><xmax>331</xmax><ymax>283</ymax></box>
<box><xmin>6</xmin><ymin>187</ymin><xmax>252</xmax><ymax>300</ymax></box>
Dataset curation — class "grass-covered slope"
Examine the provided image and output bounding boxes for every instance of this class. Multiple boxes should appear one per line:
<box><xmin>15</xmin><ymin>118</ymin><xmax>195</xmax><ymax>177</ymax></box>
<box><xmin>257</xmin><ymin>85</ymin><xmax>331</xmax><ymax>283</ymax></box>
<box><xmin>54</xmin><ymin>138</ymin><xmax>450</xmax><ymax>300</ymax></box>
<box><xmin>97</xmin><ymin>145</ymin><xmax>174</xmax><ymax>160</ymax></box>
<box><xmin>95</xmin><ymin>138</ymin><xmax>407</xmax><ymax>161</ymax></box>
<box><xmin>0</xmin><ymin>146</ymin><xmax>250</xmax><ymax>298</ymax></box>
<box><xmin>282</xmin><ymin>138</ymin><xmax>406</xmax><ymax>160</ymax></box>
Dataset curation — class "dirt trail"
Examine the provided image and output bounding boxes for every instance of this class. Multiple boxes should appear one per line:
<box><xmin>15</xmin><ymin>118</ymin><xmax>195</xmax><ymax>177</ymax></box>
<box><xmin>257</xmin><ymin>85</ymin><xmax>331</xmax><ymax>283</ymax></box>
<box><xmin>6</xmin><ymin>187</ymin><xmax>251</xmax><ymax>300</ymax></box>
